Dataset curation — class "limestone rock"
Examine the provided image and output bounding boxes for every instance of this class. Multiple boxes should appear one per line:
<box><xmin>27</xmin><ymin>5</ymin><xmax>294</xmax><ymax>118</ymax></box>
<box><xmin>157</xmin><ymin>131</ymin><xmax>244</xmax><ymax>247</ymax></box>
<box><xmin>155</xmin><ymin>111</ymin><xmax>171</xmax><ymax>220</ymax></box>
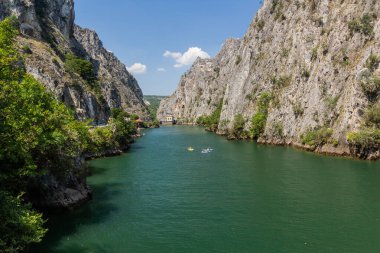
<box><xmin>159</xmin><ymin>0</ymin><xmax>380</xmax><ymax>159</ymax></box>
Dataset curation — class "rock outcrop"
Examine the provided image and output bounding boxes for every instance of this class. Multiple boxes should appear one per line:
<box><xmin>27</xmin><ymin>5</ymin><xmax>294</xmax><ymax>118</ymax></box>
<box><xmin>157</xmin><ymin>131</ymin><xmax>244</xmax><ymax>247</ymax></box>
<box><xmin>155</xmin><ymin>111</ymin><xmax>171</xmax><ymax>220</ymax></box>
<box><xmin>1</xmin><ymin>0</ymin><xmax>148</xmax><ymax>123</ymax></box>
<box><xmin>0</xmin><ymin>0</ymin><xmax>148</xmax><ymax>209</ymax></box>
<box><xmin>159</xmin><ymin>0</ymin><xmax>380</xmax><ymax>159</ymax></box>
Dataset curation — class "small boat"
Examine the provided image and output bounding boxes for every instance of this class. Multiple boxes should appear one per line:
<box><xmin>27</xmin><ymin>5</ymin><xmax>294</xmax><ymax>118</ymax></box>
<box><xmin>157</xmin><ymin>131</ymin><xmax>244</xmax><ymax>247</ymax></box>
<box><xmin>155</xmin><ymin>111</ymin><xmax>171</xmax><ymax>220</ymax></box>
<box><xmin>187</xmin><ymin>147</ymin><xmax>194</xmax><ymax>152</ymax></box>
<box><xmin>201</xmin><ymin>148</ymin><xmax>213</xmax><ymax>154</ymax></box>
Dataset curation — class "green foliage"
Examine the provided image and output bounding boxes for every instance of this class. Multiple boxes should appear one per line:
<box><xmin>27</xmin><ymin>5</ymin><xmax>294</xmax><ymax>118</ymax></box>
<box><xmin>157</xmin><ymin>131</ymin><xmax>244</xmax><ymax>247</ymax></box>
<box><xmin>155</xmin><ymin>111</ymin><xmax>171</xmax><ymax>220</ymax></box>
<box><xmin>347</xmin><ymin>106</ymin><xmax>380</xmax><ymax>148</ymax></box>
<box><xmin>197</xmin><ymin>100</ymin><xmax>223</xmax><ymax>132</ymax></box>
<box><xmin>348</xmin><ymin>14</ymin><xmax>374</xmax><ymax>37</ymax></box>
<box><xmin>0</xmin><ymin>191</ymin><xmax>47</xmax><ymax>252</ymax></box>
<box><xmin>65</xmin><ymin>53</ymin><xmax>96</xmax><ymax>83</ymax></box>
<box><xmin>251</xmin><ymin>92</ymin><xmax>272</xmax><ymax>139</ymax></box>
<box><xmin>271</xmin><ymin>0</ymin><xmax>285</xmax><ymax>21</ymax></box>
<box><xmin>364</xmin><ymin>105</ymin><xmax>380</xmax><ymax>128</ymax></box>
<box><xmin>365</xmin><ymin>53</ymin><xmax>380</xmax><ymax>72</ymax></box>
<box><xmin>301</xmin><ymin>127</ymin><xmax>333</xmax><ymax>147</ymax></box>
<box><xmin>325</xmin><ymin>95</ymin><xmax>339</xmax><ymax>110</ymax></box>
<box><xmin>110</xmin><ymin>109</ymin><xmax>137</xmax><ymax>146</ymax></box>
<box><xmin>232</xmin><ymin>114</ymin><xmax>246</xmax><ymax>137</ymax></box>
<box><xmin>147</xmin><ymin>119</ymin><xmax>160</xmax><ymax>128</ymax></box>
<box><xmin>281</xmin><ymin>47</ymin><xmax>290</xmax><ymax>58</ymax></box>
<box><xmin>360</xmin><ymin>73</ymin><xmax>380</xmax><ymax>100</ymax></box>
<box><xmin>130</xmin><ymin>114</ymin><xmax>140</xmax><ymax>121</ymax></box>
<box><xmin>271</xmin><ymin>75</ymin><xmax>292</xmax><ymax>89</ymax></box>
<box><xmin>21</xmin><ymin>45</ymin><xmax>32</xmax><ymax>54</ymax></box>
<box><xmin>311</xmin><ymin>46</ymin><xmax>318</xmax><ymax>61</ymax></box>
<box><xmin>256</xmin><ymin>19</ymin><xmax>265</xmax><ymax>31</ymax></box>
<box><xmin>293</xmin><ymin>102</ymin><xmax>304</xmax><ymax>118</ymax></box>
<box><xmin>251</xmin><ymin>113</ymin><xmax>267</xmax><ymax>139</ymax></box>
<box><xmin>88</xmin><ymin>126</ymin><xmax>117</xmax><ymax>152</ymax></box>
<box><xmin>0</xmin><ymin>17</ymin><xmax>75</xmax><ymax>251</ymax></box>
<box><xmin>144</xmin><ymin>95</ymin><xmax>167</xmax><ymax>119</ymax></box>
<box><xmin>347</xmin><ymin>128</ymin><xmax>380</xmax><ymax>147</ymax></box>
<box><xmin>272</xmin><ymin>122</ymin><xmax>284</xmax><ymax>138</ymax></box>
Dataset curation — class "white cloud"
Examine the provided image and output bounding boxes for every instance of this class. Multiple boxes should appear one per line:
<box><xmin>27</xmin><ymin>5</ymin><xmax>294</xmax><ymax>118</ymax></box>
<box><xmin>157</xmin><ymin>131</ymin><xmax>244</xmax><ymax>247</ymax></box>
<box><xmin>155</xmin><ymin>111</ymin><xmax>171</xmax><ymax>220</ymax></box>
<box><xmin>164</xmin><ymin>47</ymin><xmax>210</xmax><ymax>68</ymax></box>
<box><xmin>126</xmin><ymin>63</ymin><xmax>147</xmax><ymax>74</ymax></box>
<box><xmin>157</xmin><ymin>68</ymin><xmax>166</xmax><ymax>72</ymax></box>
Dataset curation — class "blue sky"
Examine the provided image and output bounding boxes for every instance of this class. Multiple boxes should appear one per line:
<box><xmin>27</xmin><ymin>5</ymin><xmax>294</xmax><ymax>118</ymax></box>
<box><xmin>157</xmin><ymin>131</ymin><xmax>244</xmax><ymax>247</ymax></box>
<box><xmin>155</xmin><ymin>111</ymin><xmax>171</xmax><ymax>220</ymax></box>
<box><xmin>75</xmin><ymin>0</ymin><xmax>262</xmax><ymax>95</ymax></box>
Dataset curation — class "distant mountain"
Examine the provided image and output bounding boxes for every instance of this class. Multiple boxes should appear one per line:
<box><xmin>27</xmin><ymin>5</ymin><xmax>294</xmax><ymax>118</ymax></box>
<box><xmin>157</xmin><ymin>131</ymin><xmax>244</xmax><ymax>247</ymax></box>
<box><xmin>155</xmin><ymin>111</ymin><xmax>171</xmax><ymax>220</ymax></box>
<box><xmin>144</xmin><ymin>95</ymin><xmax>168</xmax><ymax>119</ymax></box>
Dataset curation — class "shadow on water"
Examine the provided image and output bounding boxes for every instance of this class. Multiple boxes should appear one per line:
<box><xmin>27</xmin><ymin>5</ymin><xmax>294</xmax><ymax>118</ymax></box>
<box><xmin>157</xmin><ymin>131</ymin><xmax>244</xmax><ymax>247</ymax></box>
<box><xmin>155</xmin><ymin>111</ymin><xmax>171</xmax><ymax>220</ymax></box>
<box><xmin>30</xmin><ymin>181</ymin><xmax>123</xmax><ymax>253</ymax></box>
<box><xmin>87</xmin><ymin>165</ymin><xmax>109</xmax><ymax>177</ymax></box>
<box><xmin>42</xmin><ymin>243</ymin><xmax>109</xmax><ymax>253</ymax></box>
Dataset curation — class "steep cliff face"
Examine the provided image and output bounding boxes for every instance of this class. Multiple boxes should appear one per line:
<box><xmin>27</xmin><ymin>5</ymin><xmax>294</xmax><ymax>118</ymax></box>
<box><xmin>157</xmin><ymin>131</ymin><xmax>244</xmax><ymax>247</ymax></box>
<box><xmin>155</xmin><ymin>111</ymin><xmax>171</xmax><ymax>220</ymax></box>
<box><xmin>1</xmin><ymin>0</ymin><xmax>148</xmax><ymax>123</ymax></box>
<box><xmin>159</xmin><ymin>0</ymin><xmax>380</xmax><ymax>159</ymax></box>
<box><xmin>0</xmin><ymin>0</ymin><xmax>148</xmax><ymax>209</ymax></box>
<box><xmin>74</xmin><ymin>26</ymin><xmax>147</xmax><ymax>117</ymax></box>
<box><xmin>157</xmin><ymin>39</ymin><xmax>241</xmax><ymax>122</ymax></box>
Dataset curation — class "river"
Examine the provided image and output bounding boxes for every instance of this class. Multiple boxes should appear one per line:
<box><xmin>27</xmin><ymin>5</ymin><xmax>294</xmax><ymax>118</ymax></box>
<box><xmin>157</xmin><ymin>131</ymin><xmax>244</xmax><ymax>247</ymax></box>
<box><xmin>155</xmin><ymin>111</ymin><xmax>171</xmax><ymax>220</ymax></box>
<box><xmin>32</xmin><ymin>126</ymin><xmax>380</xmax><ymax>253</ymax></box>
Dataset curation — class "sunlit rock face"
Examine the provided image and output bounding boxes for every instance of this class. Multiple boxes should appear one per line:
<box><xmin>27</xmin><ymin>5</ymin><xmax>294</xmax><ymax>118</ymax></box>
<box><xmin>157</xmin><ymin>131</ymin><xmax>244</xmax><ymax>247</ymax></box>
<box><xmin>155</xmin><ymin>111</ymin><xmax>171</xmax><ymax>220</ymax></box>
<box><xmin>0</xmin><ymin>0</ymin><xmax>148</xmax><ymax>123</ymax></box>
<box><xmin>159</xmin><ymin>0</ymin><xmax>380</xmax><ymax>158</ymax></box>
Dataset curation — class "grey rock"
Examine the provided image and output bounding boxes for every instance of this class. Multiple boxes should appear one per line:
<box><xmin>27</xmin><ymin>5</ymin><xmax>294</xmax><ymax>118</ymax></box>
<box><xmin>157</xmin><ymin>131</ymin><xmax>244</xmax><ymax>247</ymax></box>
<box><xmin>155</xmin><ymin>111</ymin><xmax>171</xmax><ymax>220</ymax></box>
<box><xmin>159</xmin><ymin>0</ymin><xmax>380</xmax><ymax>159</ymax></box>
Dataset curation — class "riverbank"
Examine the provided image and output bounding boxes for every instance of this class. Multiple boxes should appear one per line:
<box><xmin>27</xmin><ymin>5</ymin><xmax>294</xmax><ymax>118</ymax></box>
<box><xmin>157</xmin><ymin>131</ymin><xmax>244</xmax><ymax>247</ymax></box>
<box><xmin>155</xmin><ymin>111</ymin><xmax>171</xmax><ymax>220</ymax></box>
<box><xmin>174</xmin><ymin>123</ymin><xmax>380</xmax><ymax>161</ymax></box>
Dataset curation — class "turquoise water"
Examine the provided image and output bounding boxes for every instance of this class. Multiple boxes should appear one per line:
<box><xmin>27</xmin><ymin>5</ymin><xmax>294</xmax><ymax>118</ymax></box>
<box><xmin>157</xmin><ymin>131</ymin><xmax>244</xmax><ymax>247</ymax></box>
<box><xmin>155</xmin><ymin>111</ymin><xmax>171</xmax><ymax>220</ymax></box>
<box><xmin>32</xmin><ymin>126</ymin><xmax>380</xmax><ymax>253</ymax></box>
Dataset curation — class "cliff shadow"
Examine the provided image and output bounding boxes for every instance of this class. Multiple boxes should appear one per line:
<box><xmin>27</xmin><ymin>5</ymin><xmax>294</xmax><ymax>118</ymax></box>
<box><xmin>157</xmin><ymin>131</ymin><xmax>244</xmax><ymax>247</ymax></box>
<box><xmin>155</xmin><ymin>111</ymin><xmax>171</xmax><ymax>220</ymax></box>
<box><xmin>30</xmin><ymin>181</ymin><xmax>123</xmax><ymax>253</ymax></box>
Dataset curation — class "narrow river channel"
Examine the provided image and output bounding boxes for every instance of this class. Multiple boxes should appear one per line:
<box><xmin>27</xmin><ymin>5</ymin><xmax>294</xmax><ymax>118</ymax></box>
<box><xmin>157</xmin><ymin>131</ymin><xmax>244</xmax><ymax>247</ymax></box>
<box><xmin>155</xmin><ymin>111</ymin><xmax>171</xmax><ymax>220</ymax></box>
<box><xmin>32</xmin><ymin>126</ymin><xmax>380</xmax><ymax>253</ymax></box>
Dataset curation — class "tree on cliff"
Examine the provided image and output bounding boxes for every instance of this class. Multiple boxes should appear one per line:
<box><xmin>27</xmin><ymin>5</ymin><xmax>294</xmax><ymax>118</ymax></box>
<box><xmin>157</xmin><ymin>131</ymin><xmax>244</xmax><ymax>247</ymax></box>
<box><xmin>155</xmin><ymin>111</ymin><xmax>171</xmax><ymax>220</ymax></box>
<box><xmin>0</xmin><ymin>17</ymin><xmax>90</xmax><ymax>252</ymax></box>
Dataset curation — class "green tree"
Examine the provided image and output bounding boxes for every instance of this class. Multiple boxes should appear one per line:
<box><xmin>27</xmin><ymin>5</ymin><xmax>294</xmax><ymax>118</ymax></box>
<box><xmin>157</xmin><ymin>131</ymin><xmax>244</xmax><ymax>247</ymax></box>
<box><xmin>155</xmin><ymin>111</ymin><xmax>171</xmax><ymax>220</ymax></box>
<box><xmin>251</xmin><ymin>92</ymin><xmax>272</xmax><ymax>139</ymax></box>
<box><xmin>65</xmin><ymin>53</ymin><xmax>96</xmax><ymax>83</ymax></box>
<box><xmin>0</xmin><ymin>17</ymin><xmax>91</xmax><ymax>251</ymax></box>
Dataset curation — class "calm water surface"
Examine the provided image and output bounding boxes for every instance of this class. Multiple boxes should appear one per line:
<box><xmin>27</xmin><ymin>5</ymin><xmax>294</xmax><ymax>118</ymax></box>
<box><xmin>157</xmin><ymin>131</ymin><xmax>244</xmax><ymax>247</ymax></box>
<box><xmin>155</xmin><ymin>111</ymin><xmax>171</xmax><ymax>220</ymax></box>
<box><xmin>32</xmin><ymin>126</ymin><xmax>380</xmax><ymax>253</ymax></box>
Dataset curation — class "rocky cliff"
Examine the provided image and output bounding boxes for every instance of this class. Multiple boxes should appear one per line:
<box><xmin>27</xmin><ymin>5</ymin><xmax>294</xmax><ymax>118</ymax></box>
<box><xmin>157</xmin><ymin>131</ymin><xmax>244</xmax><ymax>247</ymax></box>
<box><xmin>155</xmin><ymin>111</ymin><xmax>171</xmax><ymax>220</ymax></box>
<box><xmin>0</xmin><ymin>0</ymin><xmax>148</xmax><ymax>209</ymax></box>
<box><xmin>1</xmin><ymin>0</ymin><xmax>148</xmax><ymax>124</ymax></box>
<box><xmin>159</xmin><ymin>0</ymin><xmax>380</xmax><ymax>160</ymax></box>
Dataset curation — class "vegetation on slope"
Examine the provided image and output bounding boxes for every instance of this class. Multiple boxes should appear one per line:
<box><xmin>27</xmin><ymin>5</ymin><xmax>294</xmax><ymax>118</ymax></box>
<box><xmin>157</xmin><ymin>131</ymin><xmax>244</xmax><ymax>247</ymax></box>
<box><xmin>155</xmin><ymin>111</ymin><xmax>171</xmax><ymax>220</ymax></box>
<box><xmin>144</xmin><ymin>95</ymin><xmax>167</xmax><ymax>120</ymax></box>
<box><xmin>0</xmin><ymin>17</ymin><xmax>138</xmax><ymax>251</ymax></box>
<box><xmin>196</xmin><ymin>100</ymin><xmax>223</xmax><ymax>132</ymax></box>
<box><xmin>251</xmin><ymin>92</ymin><xmax>272</xmax><ymax>139</ymax></box>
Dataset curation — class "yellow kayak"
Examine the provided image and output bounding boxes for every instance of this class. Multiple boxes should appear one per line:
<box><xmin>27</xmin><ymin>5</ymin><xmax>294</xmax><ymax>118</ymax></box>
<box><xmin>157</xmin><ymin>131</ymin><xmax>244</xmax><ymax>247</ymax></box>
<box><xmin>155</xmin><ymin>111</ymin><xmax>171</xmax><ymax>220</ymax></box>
<box><xmin>187</xmin><ymin>147</ymin><xmax>194</xmax><ymax>152</ymax></box>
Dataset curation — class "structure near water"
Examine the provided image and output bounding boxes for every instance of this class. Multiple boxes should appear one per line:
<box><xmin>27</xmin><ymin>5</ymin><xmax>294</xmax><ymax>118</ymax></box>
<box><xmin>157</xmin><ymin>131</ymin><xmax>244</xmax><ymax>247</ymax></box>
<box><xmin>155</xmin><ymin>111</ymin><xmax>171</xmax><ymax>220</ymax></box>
<box><xmin>160</xmin><ymin>113</ymin><xmax>176</xmax><ymax>125</ymax></box>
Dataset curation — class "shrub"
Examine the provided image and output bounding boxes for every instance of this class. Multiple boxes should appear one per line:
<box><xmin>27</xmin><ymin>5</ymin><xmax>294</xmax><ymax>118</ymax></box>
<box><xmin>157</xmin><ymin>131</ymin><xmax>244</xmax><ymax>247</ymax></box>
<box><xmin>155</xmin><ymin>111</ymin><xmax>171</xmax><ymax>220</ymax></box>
<box><xmin>271</xmin><ymin>75</ymin><xmax>292</xmax><ymax>89</ymax></box>
<box><xmin>256</xmin><ymin>19</ymin><xmax>265</xmax><ymax>31</ymax></box>
<box><xmin>348</xmin><ymin>14</ymin><xmax>374</xmax><ymax>37</ymax></box>
<box><xmin>273</xmin><ymin>122</ymin><xmax>284</xmax><ymax>138</ymax></box>
<box><xmin>232</xmin><ymin>114</ymin><xmax>245</xmax><ymax>137</ymax></box>
<box><xmin>347</xmin><ymin>128</ymin><xmax>380</xmax><ymax>146</ymax></box>
<box><xmin>364</xmin><ymin>106</ymin><xmax>380</xmax><ymax>127</ymax></box>
<box><xmin>0</xmin><ymin>192</ymin><xmax>47</xmax><ymax>252</ymax></box>
<box><xmin>325</xmin><ymin>95</ymin><xmax>339</xmax><ymax>110</ymax></box>
<box><xmin>251</xmin><ymin>113</ymin><xmax>267</xmax><ymax>139</ymax></box>
<box><xmin>197</xmin><ymin>100</ymin><xmax>223</xmax><ymax>132</ymax></box>
<box><xmin>65</xmin><ymin>53</ymin><xmax>96</xmax><ymax>83</ymax></box>
<box><xmin>311</xmin><ymin>46</ymin><xmax>318</xmax><ymax>61</ymax></box>
<box><xmin>22</xmin><ymin>44</ymin><xmax>32</xmax><ymax>54</ymax></box>
<box><xmin>110</xmin><ymin>109</ymin><xmax>137</xmax><ymax>146</ymax></box>
<box><xmin>301</xmin><ymin>127</ymin><xmax>333</xmax><ymax>147</ymax></box>
<box><xmin>365</xmin><ymin>53</ymin><xmax>380</xmax><ymax>72</ymax></box>
<box><xmin>88</xmin><ymin>126</ymin><xmax>117</xmax><ymax>152</ymax></box>
<box><xmin>251</xmin><ymin>92</ymin><xmax>272</xmax><ymax>139</ymax></box>
<box><xmin>293</xmin><ymin>102</ymin><xmax>304</xmax><ymax>118</ymax></box>
<box><xmin>360</xmin><ymin>74</ymin><xmax>380</xmax><ymax>100</ymax></box>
